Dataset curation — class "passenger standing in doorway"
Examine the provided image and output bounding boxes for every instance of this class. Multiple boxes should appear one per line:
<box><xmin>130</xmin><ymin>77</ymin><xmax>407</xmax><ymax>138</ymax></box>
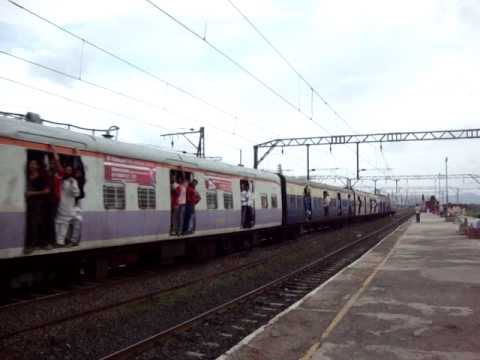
<box><xmin>25</xmin><ymin>159</ymin><xmax>50</xmax><ymax>252</ymax></box>
<box><xmin>337</xmin><ymin>193</ymin><xmax>342</xmax><ymax>216</ymax></box>
<box><xmin>170</xmin><ymin>174</ymin><xmax>180</xmax><ymax>235</ymax></box>
<box><xmin>55</xmin><ymin>163</ymin><xmax>80</xmax><ymax>246</ymax></box>
<box><xmin>70</xmin><ymin>166</ymin><xmax>85</xmax><ymax>246</ymax></box>
<box><xmin>347</xmin><ymin>194</ymin><xmax>353</xmax><ymax>217</ymax></box>
<box><xmin>323</xmin><ymin>191</ymin><xmax>330</xmax><ymax>217</ymax></box>
<box><xmin>184</xmin><ymin>179</ymin><xmax>200</xmax><ymax>234</ymax></box>
<box><xmin>241</xmin><ymin>182</ymin><xmax>249</xmax><ymax>228</ymax></box>
<box><xmin>304</xmin><ymin>186</ymin><xmax>312</xmax><ymax>221</ymax></box>
<box><xmin>177</xmin><ymin>176</ymin><xmax>188</xmax><ymax>235</ymax></box>
<box><xmin>415</xmin><ymin>203</ymin><xmax>421</xmax><ymax>223</ymax></box>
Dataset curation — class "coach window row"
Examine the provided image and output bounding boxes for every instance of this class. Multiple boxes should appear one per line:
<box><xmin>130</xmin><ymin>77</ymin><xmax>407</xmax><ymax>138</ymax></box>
<box><xmin>103</xmin><ymin>184</ymin><xmax>156</xmax><ymax>210</ymax></box>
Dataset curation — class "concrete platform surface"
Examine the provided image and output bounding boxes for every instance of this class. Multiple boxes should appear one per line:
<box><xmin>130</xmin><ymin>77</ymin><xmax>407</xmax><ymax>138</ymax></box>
<box><xmin>219</xmin><ymin>214</ymin><xmax>480</xmax><ymax>360</ymax></box>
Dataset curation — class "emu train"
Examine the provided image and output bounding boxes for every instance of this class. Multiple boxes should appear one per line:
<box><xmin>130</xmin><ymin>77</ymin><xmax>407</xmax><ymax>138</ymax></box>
<box><xmin>0</xmin><ymin>112</ymin><xmax>393</xmax><ymax>284</ymax></box>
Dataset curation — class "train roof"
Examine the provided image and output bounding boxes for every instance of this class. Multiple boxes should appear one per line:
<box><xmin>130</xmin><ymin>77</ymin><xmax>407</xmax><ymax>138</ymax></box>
<box><xmin>0</xmin><ymin>113</ymin><xmax>279</xmax><ymax>182</ymax></box>
<box><xmin>284</xmin><ymin>176</ymin><xmax>351</xmax><ymax>192</ymax></box>
<box><xmin>284</xmin><ymin>176</ymin><xmax>387</xmax><ymax>198</ymax></box>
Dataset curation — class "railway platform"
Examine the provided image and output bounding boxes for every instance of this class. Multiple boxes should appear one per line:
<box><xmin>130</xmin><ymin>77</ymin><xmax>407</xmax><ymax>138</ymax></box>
<box><xmin>219</xmin><ymin>213</ymin><xmax>480</xmax><ymax>360</ymax></box>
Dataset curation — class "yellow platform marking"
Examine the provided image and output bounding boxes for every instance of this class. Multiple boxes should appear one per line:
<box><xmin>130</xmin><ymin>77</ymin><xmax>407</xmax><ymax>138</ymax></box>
<box><xmin>300</xmin><ymin>223</ymin><xmax>407</xmax><ymax>360</ymax></box>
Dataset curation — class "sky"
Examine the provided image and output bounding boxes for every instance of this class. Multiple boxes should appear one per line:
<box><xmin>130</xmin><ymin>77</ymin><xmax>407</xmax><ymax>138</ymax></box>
<box><xmin>0</xmin><ymin>0</ymin><xmax>479</xmax><ymax>200</ymax></box>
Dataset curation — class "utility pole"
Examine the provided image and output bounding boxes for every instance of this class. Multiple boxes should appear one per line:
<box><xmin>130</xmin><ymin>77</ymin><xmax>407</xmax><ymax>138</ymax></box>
<box><xmin>445</xmin><ymin>157</ymin><xmax>449</xmax><ymax>217</ymax></box>
<box><xmin>356</xmin><ymin>142</ymin><xmax>360</xmax><ymax>180</ymax></box>
<box><xmin>438</xmin><ymin>173</ymin><xmax>442</xmax><ymax>204</ymax></box>
<box><xmin>306</xmin><ymin>144</ymin><xmax>310</xmax><ymax>181</ymax></box>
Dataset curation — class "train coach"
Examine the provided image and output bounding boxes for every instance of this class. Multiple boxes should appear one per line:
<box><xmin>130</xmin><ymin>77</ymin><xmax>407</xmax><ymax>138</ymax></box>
<box><xmin>0</xmin><ymin>112</ymin><xmax>392</xmax><ymax>287</ymax></box>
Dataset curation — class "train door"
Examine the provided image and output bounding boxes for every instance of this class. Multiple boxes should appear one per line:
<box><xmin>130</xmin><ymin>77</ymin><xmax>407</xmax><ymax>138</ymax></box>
<box><xmin>304</xmin><ymin>185</ymin><xmax>312</xmax><ymax>221</ymax></box>
<box><xmin>170</xmin><ymin>169</ymin><xmax>194</xmax><ymax>235</ymax></box>
<box><xmin>323</xmin><ymin>191</ymin><xmax>331</xmax><ymax>218</ymax></box>
<box><xmin>240</xmin><ymin>179</ymin><xmax>255</xmax><ymax>228</ymax></box>
<box><xmin>336</xmin><ymin>192</ymin><xmax>342</xmax><ymax>216</ymax></box>
<box><xmin>25</xmin><ymin>146</ymin><xmax>86</xmax><ymax>252</ymax></box>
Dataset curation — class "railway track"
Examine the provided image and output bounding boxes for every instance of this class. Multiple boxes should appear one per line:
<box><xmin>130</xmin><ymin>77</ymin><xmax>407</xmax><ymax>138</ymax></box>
<box><xmin>100</xmin><ymin>212</ymin><xmax>412</xmax><ymax>360</ymax></box>
<box><xmin>0</xmin><ymin>215</ymin><xmax>394</xmax><ymax>342</ymax></box>
<box><xmin>0</xmin><ymin>249</ymin><xmax>286</xmax><ymax>341</ymax></box>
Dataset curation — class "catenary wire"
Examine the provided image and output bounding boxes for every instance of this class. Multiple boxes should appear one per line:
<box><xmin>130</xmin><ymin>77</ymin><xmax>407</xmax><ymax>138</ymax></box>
<box><xmin>226</xmin><ymin>0</ymin><xmax>393</xmax><ymax>178</ymax></box>
<box><xmin>6</xmin><ymin>0</ymin><xmax>281</xmax><ymax>138</ymax></box>
<box><xmin>143</xmin><ymin>0</ymin><xmax>386</xmax><ymax>176</ymax></box>
<box><xmin>0</xmin><ymin>75</ymin><xmax>249</xmax><ymax>157</ymax></box>
<box><xmin>143</xmin><ymin>0</ymin><xmax>331</xmax><ymax>134</ymax></box>
<box><xmin>8</xmin><ymin>0</ymin><xmax>385</xmax><ymax>176</ymax></box>
<box><xmin>0</xmin><ymin>50</ymin><xmax>256</xmax><ymax>145</ymax></box>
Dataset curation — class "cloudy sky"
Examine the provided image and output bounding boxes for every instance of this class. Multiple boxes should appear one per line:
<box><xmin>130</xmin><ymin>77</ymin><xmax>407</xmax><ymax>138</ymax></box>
<box><xmin>1</xmin><ymin>0</ymin><xmax>479</xmax><ymax>198</ymax></box>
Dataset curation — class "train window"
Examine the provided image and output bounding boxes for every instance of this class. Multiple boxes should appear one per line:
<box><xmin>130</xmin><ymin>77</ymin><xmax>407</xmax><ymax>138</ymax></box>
<box><xmin>261</xmin><ymin>194</ymin><xmax>268</xmax><ymax>208</ymax></box>
<box><xmin>223</xmin><ymin>192</ymin><xmax>234</xmax><ymax>209</ymax></box>
<box><xmin>104</xmin><ymin>183</ymin><xmax>126</xmax><ymax>209</ymax></box>
<box><xmin>138</xmin><ymin>186</ymin><xmax>156</xmax><ymax>209</ymax></box>
<box><xmin>206</xmin><ymin>190</ymin><xmax>218</xmax><ymax>209</ymax></box>
<box><xmin>271</xmin><ymin>194</ymin><xmax>278</xmax><ymax>208</ymax></box>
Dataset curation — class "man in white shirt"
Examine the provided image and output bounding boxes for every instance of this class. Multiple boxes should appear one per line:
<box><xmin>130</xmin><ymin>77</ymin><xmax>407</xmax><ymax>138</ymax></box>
<box><xmin>177</xmin><ymin>178</ymin><xmax>188</xmax><ymax>235</ymax></box>
<box><xmin>55</xmin><ymin>165</ymin><xmax>80</xmax><ymax>245</ymax></box>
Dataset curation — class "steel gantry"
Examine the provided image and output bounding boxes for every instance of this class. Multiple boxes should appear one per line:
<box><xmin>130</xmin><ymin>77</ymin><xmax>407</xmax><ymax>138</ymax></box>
<box><xmin>253</xmin><ymin>128</ymin><xmax>480</xmax><ymax>180</ymax></box>
<box><xmin>310</xmin><ymin>174</ymin><xmax>480</xmax><ymax>186</ymax></box>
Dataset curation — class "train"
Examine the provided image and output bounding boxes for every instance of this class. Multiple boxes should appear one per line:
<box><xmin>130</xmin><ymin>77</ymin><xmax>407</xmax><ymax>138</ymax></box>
<box><xmin>0</xmin><ymin>112</ymin><xmax>393</xmax><ymax>287</ymax></box>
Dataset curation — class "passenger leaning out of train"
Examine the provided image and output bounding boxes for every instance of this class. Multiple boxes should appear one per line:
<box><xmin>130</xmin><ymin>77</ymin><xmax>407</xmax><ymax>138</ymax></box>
<box><xmin>50</xmin><ymin>145</ymin><xmax>80</xmax><ymax>246</ymax></box>
<box><xmin>347</xmin><ymin>194</ymin><xmax>353</xmax><ymax>216</ymax></box>
<box><xmin>323</xmin><ymin>191</ymin><xmax>330</xmax><ymax>217</ymax></box>
<box><xmin>25</xmin><ymin>158</ymin><xmax>50</xmax><ymax>252</ymax></box>
<box><xmin>69</xmin><ymin>167</ymin><xmax>85</xmax><ymax>246</ymax></box>
<box><xmin>184</xmin><ymin>179</ymin><xmax>201</xmax><ymax>234</ymax></box>
<box><xmin>172</xmin><ymin>175</ymin><xmax>188</xmax><ymax>236</ymax></box>
<box><xmin>241</xmin><ymin>182</ymin><xmax>250</xmax><ymax>228</ymax></box>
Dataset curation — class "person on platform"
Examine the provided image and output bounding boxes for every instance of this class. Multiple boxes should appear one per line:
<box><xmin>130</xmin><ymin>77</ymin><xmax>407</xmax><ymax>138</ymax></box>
<box><xmin>415</xmin><ymin>203</ymin><xmax>421</xmax><ymax>223</ymax></box>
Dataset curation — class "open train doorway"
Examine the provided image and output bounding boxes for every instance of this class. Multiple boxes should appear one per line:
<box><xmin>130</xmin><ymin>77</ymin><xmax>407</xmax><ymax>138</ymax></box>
<box><xmin>25</xmin><ymin>146</ymin><xmax>85</xmax><ymax>253</ymax></box>
<box><xmin>170</xmin><ymin>169</ymin><xmax>194</xmax><ymax>236</ymax></box>
<box><xmin>240</xmin><ymin>179</ymin><xmax>255</xmax><ymax>228</ymax></box>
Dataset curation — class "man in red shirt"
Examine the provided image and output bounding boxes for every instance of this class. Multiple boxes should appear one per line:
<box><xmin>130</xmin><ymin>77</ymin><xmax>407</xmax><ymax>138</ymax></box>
<box><xmin>184</xmin><ymin>179</ymin><xmax>200</xmax><ymax>234</ymax></box>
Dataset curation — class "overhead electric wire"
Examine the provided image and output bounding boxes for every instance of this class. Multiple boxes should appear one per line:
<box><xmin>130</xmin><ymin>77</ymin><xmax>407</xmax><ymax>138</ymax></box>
<box><xmin>0</xmin><ymin>75</ymin><xmax>164</xmax><ymax>128</ymax></box>
<box><xmin>226</xmin><ymin>0</ymin><xmax>393</xmax><ymax>178</ymax></box>
<box><xmin>0</xmin><ymin>50</ymin><xmax>256</xmax><ymax>145</ymax></box>
<box><xmin>226</xmin><ymin>0</ymin><xmax>357</xmax><ymax>133</ymax></box>
<box><xmin>0</xmin><ymin>75</ymin><xmax>249</xmax><ymax>158</ymax></box>
<box><xmin>143</xmin><ymin>0</ymin><xmax>330</xmax><ymax>134</ymax></box>
<box><xmin>6</xmin><ymin>0</ymin><xmax>279</xmax><ymax>139</ymax></box>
